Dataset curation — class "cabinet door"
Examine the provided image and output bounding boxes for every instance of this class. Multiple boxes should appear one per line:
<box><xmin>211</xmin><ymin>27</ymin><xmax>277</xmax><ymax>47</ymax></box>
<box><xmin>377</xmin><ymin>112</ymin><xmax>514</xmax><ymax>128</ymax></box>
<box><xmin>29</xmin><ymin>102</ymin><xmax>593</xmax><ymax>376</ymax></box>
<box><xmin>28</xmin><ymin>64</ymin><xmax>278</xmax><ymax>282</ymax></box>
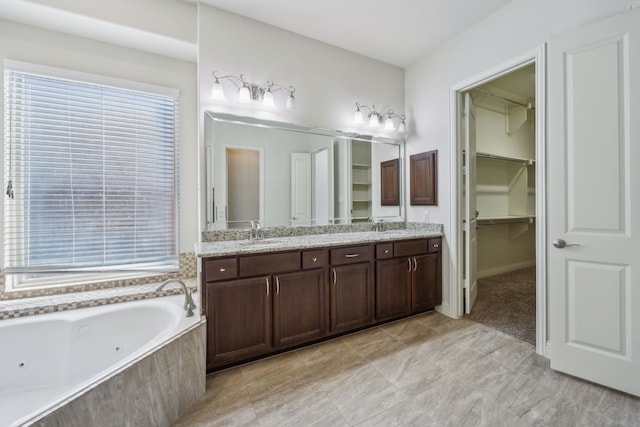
<box><xmin>375</xmin><ymin>258</ymin><xmax>412</xmax><ymax>322</ymax></box>
<box><xmin>273</xmin><ymin>269</ymin><xmax>328</xmax><ymax>349</ymax></box>
<box><xmin>330</xmin><ymin>262</ymin><xmax>374</xmax><ymax>334</ymax></box>
<box><xmin>412</xmin><ymin>253</ymin><xmax>442</xmax><ymax>312</ymax></box>
<box><xmin>207</xmin><ymin>276</ymin><xmax>272</xmax><ymax>369</ymax></box>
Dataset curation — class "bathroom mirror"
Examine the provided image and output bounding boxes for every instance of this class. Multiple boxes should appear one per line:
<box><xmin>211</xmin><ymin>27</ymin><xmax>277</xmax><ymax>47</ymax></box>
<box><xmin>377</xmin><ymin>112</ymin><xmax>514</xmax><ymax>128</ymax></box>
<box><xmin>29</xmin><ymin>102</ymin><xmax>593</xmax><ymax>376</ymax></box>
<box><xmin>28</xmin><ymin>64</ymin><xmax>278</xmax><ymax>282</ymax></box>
<box><xmin>205</xmin><ymin>112</ymin><xmax>404</xmax><ymax>229</ymax></box>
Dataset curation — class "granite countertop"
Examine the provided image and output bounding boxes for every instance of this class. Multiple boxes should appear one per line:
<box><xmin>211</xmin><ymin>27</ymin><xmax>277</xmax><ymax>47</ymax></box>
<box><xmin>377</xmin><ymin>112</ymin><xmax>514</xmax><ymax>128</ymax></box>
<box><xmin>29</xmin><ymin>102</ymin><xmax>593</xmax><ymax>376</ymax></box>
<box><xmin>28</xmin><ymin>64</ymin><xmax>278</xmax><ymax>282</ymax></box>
<box><xmin>195</xmin><ymin>229</ymin><xmax>443</xmax><ymax>258</ymax></box>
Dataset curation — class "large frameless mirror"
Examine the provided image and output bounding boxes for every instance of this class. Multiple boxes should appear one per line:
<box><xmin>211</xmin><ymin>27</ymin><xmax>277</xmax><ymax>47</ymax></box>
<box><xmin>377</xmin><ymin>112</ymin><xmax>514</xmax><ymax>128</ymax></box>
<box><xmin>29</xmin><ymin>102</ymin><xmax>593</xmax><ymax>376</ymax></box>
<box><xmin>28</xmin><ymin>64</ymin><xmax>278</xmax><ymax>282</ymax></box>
<box><xmin>204</xmin><ymin>112</ymin><xmax>404</xmax><ymax>229</ymax></box>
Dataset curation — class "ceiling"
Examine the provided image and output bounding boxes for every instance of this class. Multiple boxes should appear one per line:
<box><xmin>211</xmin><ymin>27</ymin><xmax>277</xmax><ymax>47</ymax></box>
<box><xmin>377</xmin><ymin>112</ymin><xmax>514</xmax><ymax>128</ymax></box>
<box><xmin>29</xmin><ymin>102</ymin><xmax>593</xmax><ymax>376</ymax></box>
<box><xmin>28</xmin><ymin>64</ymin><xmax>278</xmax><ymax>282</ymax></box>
<box><xmin>197</xmin><ymin>0</ymin><xmax>513</xmax><ymax>67</ymax></box>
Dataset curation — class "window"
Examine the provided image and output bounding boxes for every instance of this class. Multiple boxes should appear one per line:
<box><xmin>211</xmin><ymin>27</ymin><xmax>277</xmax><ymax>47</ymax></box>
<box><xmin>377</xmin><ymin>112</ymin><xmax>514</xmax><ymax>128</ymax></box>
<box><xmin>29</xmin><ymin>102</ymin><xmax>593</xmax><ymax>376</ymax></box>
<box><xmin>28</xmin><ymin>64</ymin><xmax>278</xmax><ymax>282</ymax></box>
<box><xmin>3</xmin><ymin>63</ymin><xmax>179</xmax><ymax>290</ymax></box>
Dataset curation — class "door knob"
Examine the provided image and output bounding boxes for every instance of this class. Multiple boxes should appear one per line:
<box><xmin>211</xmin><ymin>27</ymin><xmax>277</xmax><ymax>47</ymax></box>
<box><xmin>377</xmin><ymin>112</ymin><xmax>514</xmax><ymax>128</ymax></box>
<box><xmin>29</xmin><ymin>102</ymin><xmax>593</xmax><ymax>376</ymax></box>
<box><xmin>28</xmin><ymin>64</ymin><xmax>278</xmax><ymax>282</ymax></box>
<box><xmin>553</xmin><ymin>239</ymin><xmax>580</xmax><ymax>249</ymax></box>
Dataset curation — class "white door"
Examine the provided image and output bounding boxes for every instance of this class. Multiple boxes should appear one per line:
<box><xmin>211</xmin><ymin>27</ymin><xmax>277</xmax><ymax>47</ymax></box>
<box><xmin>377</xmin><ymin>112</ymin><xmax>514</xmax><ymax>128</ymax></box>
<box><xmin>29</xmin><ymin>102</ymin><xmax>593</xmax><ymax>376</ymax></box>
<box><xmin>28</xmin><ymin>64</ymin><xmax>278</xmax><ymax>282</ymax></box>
<box><xmin>291</xmin><ymin>152</ymin><xmax>311</xmax><ymax>225</ymax></box>
<box><xmin>464</xmin><ymin>92</ymin><xmax>478</xmax><ymax>314</ymax></box>
<box><xmin>548</xmin><ymin>8</ymin><xmax>640</xmax><ymax>396</ymax></box>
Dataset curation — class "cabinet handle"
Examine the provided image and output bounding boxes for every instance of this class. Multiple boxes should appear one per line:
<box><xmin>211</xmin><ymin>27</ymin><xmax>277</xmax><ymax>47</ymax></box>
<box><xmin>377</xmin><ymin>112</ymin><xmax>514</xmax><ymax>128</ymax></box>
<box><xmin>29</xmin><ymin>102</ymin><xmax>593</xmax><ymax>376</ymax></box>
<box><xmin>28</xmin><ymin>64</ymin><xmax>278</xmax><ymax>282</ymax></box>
<box><xmin>219</xmin><ymin>267</ymin><xmax>226</xmax><ymax>272</ymax></box>
<box><xmin>413</xmin><ymin>257</ymin><xmax>417</xmax><ymax>271</ymax></box>
<box><xmin>384</xmin><ymin>249</ymin><xmax>390</xmax><ymax>254</ymax></box>
<box><xmin>266</xmin><ymin>278</ymin><xmax>269</xmax><ymax>296</ymax></box>
<box><xmin>312</xmin><ymin>257</ymin><xmax>317</xmax><ymax>262</ymax></box>
<box><xmin>275</xmin><ymin>277</ymin><xmax>280</xmax><ymax>295</ymax></box>
<box><xmin>332</xmin><ymin>268</ymin><xmax>337</xmax><ymax>285</ymax></box>
<box><xmin>407</xmin><ymin>258</ymin><xmax>411</xmax><ymax>271</ymax></box>
<box><xmin>433</xmin><ymin>243</ymin><xmax>439</xmax><ymax>248</ymax></box>
<box><xmin>345</xmin><ymin>253</ymin><xmax>360</xmax><ymax>258</ymax></box>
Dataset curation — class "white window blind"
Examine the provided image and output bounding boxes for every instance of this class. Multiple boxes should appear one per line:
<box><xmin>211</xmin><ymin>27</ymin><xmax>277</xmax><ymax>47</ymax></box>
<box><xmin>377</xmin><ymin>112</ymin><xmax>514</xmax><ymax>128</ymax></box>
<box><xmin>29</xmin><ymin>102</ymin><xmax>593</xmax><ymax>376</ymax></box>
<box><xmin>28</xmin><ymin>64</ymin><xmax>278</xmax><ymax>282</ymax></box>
<box><xmin>3</xmin><ymin>67</ymin><xmax>179</xmax><ymax>282</ymax></box>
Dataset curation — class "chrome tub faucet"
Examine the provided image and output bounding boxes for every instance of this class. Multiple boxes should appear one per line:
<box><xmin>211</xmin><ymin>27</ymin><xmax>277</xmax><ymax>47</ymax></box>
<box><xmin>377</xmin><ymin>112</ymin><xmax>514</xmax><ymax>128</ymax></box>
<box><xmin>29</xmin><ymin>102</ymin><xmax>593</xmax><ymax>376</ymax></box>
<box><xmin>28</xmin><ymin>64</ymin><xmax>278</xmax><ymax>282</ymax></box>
<box><xmin>156</xmin><ymin>279</ymin><xmax>197</xmax><ymax>317</ymax></box>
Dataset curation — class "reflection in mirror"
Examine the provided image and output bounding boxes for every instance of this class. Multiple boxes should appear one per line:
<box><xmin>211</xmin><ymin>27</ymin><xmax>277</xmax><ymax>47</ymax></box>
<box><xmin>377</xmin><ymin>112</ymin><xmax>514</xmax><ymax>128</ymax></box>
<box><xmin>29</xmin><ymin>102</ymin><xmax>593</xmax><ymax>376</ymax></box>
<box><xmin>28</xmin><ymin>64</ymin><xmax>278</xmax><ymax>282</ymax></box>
<box><xmin>205</xmin><ymin>112</ymin><xmax>404</xmax><ymax>229</ymax></box>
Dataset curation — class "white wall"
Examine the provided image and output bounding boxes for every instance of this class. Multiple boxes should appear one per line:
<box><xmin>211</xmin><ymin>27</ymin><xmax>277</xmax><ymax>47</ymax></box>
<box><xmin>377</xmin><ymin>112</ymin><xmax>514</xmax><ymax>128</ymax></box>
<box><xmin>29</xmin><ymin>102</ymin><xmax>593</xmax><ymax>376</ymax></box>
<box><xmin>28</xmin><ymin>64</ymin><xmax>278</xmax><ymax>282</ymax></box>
<box><xmin>0</xmin><ymin>19</ymin><xmax>198</xmax><ymax>252</ymax></box>
<box><xmin>197</xmin><ymin>4</ymin><xmax>404</xmax><ymax>231</ymax></box>
<box><xmin>405</xmin><ymin>0</ymin><xmax>632</xmax><ymax>316</ymax></box>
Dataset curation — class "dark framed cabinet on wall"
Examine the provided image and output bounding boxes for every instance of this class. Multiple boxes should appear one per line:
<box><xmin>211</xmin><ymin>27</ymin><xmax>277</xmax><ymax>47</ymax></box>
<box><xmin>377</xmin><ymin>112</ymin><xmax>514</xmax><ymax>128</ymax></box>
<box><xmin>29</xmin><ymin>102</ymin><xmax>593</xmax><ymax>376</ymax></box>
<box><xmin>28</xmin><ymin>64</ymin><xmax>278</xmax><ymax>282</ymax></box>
<box><xmin>410</xmin><ymin>150</ymin><xmax>437</xmax><ymax>205</ymax></box>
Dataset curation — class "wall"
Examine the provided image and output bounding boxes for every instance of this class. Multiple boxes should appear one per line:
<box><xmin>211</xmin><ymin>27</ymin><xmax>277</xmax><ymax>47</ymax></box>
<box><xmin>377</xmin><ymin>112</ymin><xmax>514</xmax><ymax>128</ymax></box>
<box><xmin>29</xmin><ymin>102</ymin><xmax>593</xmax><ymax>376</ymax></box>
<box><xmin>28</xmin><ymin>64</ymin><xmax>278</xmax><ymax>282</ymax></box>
<box><xmin>0</xmin><ymin>19</ymin><xmax>198</xmax><ymax>254</ymax></box>
<box><xmin>405</xmin><ymin>0</ymin><xmax>632</xmax><ymax>316</ymax></box>
<box><xmin>197</xmin><ymin>4</ymin><xmax>404</xmax><ymax>232</ymax></box>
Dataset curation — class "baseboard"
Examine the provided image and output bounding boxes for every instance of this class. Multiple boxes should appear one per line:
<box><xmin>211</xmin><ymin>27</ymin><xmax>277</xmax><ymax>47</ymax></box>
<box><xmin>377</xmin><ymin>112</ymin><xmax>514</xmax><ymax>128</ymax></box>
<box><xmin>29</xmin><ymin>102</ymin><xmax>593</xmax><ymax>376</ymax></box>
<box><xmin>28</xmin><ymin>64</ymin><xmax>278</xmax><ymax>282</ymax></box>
<box><xmin>477</xmin><ymin>260</ymin><xmax>536</xmax><ymax>279</ymax></box>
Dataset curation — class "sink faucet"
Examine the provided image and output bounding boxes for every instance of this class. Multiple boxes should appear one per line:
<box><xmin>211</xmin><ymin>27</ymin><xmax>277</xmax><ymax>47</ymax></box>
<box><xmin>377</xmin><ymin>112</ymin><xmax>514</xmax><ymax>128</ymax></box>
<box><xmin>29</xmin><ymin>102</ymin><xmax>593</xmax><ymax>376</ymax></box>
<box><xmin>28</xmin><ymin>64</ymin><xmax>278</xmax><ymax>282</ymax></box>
<box><xmin>156</xmin><ymin>279</ymin><xmax>196</xmax><ymax>317</ymax></box>
<box><xmin>249</xmin><ymin>220</ymin><xmax>264</xmax><ymax>241</ymax></box>
<box><xmin>376</xmin><ymin>219</ymin><xmax>387</xmax><ymax>232</ymax></box>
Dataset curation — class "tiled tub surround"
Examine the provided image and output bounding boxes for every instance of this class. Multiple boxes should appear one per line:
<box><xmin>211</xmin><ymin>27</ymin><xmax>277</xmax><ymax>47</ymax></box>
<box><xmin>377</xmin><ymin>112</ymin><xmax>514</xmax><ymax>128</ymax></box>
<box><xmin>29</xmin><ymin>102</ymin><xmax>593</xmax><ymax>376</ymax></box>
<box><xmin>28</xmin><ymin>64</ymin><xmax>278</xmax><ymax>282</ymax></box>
<box><xmin>0</xmin><ymin>294</ymin><xmax>206</xmax><ymax>427</ymax></box>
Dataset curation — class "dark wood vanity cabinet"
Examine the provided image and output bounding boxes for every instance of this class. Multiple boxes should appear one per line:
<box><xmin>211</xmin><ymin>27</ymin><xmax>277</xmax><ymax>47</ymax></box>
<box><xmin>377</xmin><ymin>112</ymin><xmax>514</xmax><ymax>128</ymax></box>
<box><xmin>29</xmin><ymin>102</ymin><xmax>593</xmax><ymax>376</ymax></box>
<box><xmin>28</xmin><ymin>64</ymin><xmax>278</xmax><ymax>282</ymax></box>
<box><xmin>329</xmin><ymin>245</ymin><xmax>375</xmax><ymax>334</ymax></box>
<box><xmin>202</xmin><ymin>237</ymin><xmax>440</xmax><ymax>371</ymax></box>
<box><xmin>273</xmin><ymin>268</ymin><xmax>328</xmax><ymax>349</ymax></box>
<box><xmin>203</xmin><ymin>249</ymin><xmax>328</xmax><ymax>370</ymax></box>
<box><xmin>375</xmin><ymin>237</ymin><xmax>442</xmax><ymax>322</ymax></box>
<box><xmin>375</xmin><ymin>257</ymin><xmax>412</xmax><ymax>321</ymax></box>
<box><xmin>206</xmin><ymin>276</ymin><xmax>272</xmax><ymax>368</ymax></box>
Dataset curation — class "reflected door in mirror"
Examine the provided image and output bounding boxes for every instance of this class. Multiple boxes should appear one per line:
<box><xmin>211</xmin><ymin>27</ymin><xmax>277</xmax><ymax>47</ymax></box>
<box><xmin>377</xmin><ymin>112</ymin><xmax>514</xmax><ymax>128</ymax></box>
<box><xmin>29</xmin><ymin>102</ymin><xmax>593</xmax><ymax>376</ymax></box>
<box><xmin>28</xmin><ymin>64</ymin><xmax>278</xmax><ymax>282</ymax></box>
<box><xmin>380</xmin><ymin>159</ymin><xmax>399</xmax><ymax>206</ymax></box>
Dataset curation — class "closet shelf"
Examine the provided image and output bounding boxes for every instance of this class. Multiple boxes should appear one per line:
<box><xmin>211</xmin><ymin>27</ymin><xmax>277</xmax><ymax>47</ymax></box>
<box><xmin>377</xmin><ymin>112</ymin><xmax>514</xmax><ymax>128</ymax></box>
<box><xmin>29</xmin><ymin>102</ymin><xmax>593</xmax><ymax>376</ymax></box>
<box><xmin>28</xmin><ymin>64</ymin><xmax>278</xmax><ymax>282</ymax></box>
<box><xmin>477</xmin><ymin>215</ymin><xmax>535</xmax><ymax>226</ymax></box>
<box><xmin>476</xmin><ymin>152</ymin><xmax>534</xmax><ymax>165</ymax></box>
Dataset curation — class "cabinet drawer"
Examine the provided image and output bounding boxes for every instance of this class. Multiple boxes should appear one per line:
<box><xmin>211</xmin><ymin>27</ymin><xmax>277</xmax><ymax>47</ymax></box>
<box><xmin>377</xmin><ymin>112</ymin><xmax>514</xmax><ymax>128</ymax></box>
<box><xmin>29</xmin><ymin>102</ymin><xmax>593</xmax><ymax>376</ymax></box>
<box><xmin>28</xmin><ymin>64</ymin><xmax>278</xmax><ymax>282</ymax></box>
<box><xmin>330</xmin><ymin>245</ymin><xmax>373</xmax><ymax>265</ymax></box>
<box><xmin>376</xmin><ymin>243</ymin><xmax>394</xmax><ymax>259</ymax></box>
<box><xmin>428</xmin><ymin>238</ymin><xmax>442</xmax><ymax>253</ymax></box>
<box><xmin>393</xmin><ymin>239</ymin><xmax>429</xmax><ymax>257</ymax></box>
<box><xmin>204</xmin><ymin>257</ymin><xmax>238</xmax><ymax>282</ymax></box>
<box><xmin>302</xmin><ymin>249</ymin><xmax>327</xmax><ymax>269</ymax></box>
<box><xmin>239</xmin><ymin>251</ymin><xmax>301</xmax><ymax>277</ymax></box>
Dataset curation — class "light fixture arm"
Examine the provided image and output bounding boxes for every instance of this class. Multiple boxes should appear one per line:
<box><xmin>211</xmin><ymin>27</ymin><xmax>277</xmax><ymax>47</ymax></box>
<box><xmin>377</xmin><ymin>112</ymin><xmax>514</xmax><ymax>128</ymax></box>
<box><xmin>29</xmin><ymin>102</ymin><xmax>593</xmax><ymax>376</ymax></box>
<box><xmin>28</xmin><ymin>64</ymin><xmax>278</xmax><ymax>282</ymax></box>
<box><xmin>354</xmin><ymin>101</ymin><xmax>406</xmax><ymax>132</ymax></box>
<box><xmin>212</xmin><ymin>71</ymin><xmax>296</xmax><ymax>107</ymax></box>
<box><xmin>212</xmin><ymin>70</ymin><xmax>244</xmax><ymax>89</ymax></box>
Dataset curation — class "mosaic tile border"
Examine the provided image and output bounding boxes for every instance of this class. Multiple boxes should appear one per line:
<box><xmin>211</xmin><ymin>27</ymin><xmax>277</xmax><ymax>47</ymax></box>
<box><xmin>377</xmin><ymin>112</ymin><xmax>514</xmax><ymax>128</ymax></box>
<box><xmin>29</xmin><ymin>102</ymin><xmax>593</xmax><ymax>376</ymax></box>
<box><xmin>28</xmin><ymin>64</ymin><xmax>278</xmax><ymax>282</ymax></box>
<box><xmin>0</xmin><ymin>278</ymin><xmax>198</xmax><ymax>320</ymax></box>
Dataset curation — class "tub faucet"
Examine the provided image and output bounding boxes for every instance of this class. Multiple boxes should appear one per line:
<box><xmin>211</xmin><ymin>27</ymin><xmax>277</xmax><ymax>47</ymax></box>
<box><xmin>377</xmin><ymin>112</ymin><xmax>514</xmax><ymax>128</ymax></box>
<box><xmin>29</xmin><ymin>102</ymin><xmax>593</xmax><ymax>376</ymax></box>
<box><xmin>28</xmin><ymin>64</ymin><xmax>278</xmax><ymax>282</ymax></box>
<box><xmin>156</xmin><ymin>279</ymin><xmax>196</xmax><ymax>317</ymax></box>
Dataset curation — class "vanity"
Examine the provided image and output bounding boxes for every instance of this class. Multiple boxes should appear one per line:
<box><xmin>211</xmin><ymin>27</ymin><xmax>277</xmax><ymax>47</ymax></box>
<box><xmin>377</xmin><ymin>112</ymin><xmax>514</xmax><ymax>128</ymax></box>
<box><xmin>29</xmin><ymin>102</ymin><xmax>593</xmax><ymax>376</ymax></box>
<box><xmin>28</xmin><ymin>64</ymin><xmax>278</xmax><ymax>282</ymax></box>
<box><xmin>196</xmin><ymin>230</ymin><xmax>442</xmax><ymax>371</ymax></box>
<box><xmin>198</xmin><ymin>113</ymin><xmax>441</xmax><ymax>371</ymax></box>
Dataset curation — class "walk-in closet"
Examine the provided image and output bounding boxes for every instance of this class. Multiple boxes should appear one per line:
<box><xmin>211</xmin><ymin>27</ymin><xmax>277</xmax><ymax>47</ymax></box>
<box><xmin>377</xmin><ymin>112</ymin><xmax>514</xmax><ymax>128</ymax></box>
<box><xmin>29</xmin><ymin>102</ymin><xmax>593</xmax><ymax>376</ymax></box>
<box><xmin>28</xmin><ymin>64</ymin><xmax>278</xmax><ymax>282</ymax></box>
<box><xmin>464</xmin><ymin>64</ymin><xmax>537</xmax><ymax>344</ymax></box>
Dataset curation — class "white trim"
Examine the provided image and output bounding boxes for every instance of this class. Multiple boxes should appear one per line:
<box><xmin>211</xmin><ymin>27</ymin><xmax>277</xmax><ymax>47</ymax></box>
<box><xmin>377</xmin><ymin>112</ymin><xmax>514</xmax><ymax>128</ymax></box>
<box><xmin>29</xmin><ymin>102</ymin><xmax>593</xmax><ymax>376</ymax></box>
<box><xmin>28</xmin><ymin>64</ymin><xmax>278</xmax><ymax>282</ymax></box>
<box><xmin>3</xmin><ymin>59</ymin><xmax>180</xmax><ymax>99</ymax></box>
<box><xmin>449</xmin><ymin>46</ymin><xmax>548</xmax><ymax>356</ymax></box>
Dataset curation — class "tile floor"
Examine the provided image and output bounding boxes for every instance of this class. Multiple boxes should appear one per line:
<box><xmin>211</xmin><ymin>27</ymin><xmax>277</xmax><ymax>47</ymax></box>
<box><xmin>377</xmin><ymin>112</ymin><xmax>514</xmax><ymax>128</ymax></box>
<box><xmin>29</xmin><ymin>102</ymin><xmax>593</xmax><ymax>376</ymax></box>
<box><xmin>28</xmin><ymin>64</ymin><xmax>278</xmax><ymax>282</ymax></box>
<box><xmin>172</xmin><ymin>312</ymin><xmax>640</xmax><ymax>426</ymax></box>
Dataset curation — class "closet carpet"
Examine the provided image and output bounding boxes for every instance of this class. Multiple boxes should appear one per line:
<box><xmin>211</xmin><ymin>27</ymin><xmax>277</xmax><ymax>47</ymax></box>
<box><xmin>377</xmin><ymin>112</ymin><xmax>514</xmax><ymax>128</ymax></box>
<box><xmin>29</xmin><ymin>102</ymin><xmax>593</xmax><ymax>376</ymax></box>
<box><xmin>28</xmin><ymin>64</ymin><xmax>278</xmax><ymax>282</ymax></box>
<box><xmin>466</xmin><ymin>267</ymin><xmax>536</xmax><ymax>345</ymax></box>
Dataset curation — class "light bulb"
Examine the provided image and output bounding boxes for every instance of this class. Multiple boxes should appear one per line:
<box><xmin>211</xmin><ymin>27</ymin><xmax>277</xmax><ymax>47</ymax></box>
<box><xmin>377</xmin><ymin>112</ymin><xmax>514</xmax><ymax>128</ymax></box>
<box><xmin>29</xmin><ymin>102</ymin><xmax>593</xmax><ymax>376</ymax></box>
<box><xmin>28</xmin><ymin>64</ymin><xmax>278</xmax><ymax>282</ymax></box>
<box><xmin>384</xmin><ymin>116</ymin><xmax>395</xmax><ymax>130</ymax></box>
<box><xmin>262</xmin><ymin>90</ymin><xmax>275</xmax><ymax>107</ymax></box>
<box><xmin>354</xmin><ymin>109</ymin><xmax>364</xmax><ymax>124</ymax></box>
<box><xmin>238</xmin><ymin>85</ymin><xmax>251</xmax><ymax>103</ymax></box>
<box><xmin>398</xmin><ymin>120</ymin><xmax>406</xmax><ymax>134</ymax></box>
<box><xmin>369</xmin><ymin>113</ymin><xmax>379</xmax><ymax>127</ymax></box>
<box><xmin>211</xmin><ymin>80</ymin><xmax>226</xmax><ymax>100</ymax></box>
<box><xmin>286</xmin><ymin>93</ymin><xmax>295</xmax><ymax>109</ymax></box>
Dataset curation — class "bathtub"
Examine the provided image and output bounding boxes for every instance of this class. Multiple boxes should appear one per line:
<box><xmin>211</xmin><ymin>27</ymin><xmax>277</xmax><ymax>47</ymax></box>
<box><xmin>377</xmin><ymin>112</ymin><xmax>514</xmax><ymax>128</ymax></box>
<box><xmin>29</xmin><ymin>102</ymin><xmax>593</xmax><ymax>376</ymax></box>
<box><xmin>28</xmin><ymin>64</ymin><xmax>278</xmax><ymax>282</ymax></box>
<box><xmin>0</xmin><ymin>294</ymin><xmax>206</xmax><ymax>427</ymax></box>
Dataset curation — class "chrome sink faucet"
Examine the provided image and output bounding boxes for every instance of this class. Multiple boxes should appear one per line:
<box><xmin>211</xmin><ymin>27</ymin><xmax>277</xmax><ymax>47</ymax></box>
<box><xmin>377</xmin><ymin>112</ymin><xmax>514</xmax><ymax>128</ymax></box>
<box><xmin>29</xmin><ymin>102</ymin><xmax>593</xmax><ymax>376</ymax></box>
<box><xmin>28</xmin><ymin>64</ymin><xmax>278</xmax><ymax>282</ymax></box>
<box><xmin>375</xmin><ymin>219</ymin><xmax>387</xmax><ymax>232</ymax></box>
<box><xmin>249</xmin><ymin>220</ymin><xmax>265</xmax><ymax>241</ymax></box>
<box><xmin>156</xmin><ymin>279</ymin><xmax>196</xmax><ymax>317</ymax></box>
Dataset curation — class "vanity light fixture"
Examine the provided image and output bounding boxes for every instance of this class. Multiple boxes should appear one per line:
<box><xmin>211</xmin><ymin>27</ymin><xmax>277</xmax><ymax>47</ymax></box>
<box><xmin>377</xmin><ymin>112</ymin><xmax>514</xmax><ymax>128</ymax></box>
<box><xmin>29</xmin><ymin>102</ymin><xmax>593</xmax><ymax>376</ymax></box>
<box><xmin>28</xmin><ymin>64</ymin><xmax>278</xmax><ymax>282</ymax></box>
<box><xmin>211</xmin><ymin>70</ymin><xmax>296</xmax><ymax>108</ymax></box>
<box><xmin>354</xmin><ymin>102</ymin><xmax>406</xmax><ymax>132</ymax></box>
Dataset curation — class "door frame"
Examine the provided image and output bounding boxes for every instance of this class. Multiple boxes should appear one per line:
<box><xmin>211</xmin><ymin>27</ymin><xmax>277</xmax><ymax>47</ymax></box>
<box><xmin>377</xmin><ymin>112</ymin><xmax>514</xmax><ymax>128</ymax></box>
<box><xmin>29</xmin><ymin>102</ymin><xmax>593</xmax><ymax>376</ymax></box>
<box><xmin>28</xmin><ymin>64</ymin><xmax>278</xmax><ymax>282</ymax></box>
<box><xmin>449</xmin><ymin>45</ymin><xmax>548</xmax><ymax>356</ymax></box>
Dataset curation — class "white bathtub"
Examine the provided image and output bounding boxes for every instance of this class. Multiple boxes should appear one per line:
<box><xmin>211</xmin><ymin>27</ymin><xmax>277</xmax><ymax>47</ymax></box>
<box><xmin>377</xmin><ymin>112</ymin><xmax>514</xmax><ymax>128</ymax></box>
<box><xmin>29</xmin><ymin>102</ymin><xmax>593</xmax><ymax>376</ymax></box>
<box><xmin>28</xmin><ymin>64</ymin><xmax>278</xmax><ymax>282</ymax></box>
<box><xmin>0</xmin><ymin>294</ymin><xmax>202</xmax><ymax>427</ymax></box>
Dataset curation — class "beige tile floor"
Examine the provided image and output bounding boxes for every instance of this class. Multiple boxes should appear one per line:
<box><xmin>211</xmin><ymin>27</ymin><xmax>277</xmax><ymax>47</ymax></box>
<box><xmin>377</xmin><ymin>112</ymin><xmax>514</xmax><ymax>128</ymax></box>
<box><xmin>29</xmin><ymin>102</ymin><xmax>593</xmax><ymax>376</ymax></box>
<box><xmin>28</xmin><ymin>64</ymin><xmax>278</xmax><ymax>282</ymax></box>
<box><xmin>173</xmin><ymin>312</ymin><xmax>640</xmax><ymax>427</ymax></box>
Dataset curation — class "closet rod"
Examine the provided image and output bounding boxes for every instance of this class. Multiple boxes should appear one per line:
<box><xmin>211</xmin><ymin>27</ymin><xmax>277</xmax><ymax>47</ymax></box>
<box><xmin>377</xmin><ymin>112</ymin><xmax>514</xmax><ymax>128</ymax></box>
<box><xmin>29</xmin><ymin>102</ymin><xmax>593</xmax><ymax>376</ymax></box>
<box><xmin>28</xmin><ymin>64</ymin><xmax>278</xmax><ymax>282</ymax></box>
<box><xmin>474</xmin><ymin>88</ymin><xmax>534</xmax><ymax>110</ymax></box>
<box><xmin>476</xmin><ymin>152</ymin><xmax>534</xmax><ymax>165</ymax></box>
<box><xmin>477</xmin><ymin>217</ymin><xmax>535</xmax><ymax>226</ymax></box>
